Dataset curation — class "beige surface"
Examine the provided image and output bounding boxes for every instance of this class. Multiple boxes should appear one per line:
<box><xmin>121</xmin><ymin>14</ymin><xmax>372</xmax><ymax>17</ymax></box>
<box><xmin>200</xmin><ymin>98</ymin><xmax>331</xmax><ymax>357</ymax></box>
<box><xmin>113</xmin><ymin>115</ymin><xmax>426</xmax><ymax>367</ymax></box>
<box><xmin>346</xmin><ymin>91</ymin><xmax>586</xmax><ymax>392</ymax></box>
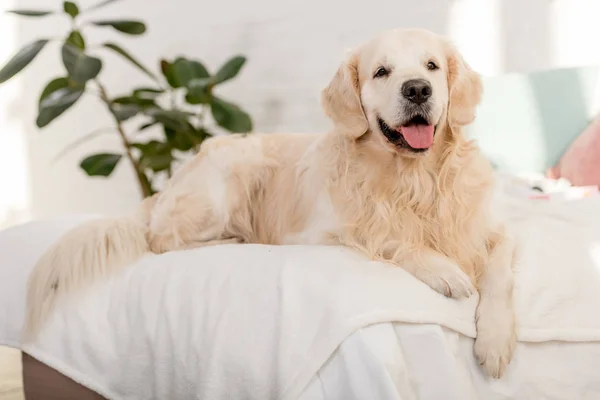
<box><xmin>0</xmin><ymin>347</ymin><xmax>23</xmax><ymax>400</ymax></box>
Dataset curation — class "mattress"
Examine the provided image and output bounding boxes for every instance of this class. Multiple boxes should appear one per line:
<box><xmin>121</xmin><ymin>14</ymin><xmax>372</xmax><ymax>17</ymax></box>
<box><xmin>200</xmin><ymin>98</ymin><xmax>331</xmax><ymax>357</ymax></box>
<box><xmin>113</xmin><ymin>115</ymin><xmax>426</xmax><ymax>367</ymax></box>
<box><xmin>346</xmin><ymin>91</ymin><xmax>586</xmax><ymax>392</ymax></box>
<box><xmin>2</xmin><ymin>173</ymin><xmax>600</xmax><ymax>399</ymax></box>
<box><xmin>0</xmin><ymin>216</ymin><xmax>480</xmax><ymax>399</ymax></box>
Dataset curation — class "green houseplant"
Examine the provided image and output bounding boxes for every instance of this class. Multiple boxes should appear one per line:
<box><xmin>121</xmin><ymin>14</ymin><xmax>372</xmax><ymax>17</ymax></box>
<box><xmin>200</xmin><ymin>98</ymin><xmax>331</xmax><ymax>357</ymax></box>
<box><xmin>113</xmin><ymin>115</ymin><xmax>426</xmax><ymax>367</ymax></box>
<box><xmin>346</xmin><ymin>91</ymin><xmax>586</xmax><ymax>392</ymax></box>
<box><xmin>0</xmin><ymin>0</ymin><xmax>253</xmax><ymax>198</ymax></box>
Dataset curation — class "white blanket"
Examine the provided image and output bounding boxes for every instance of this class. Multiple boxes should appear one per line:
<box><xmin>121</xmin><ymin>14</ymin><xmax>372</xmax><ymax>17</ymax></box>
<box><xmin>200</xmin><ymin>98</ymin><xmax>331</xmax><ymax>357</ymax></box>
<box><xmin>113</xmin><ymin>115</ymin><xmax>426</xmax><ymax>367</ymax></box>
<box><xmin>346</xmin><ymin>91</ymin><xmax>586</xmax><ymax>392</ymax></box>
<box><xmin>1</xmin><ymin>178</ymin><xmax>600</xmax><ymax>399</ymax></box>
<box><xmin>301</xmin><ymin>323</ymin><xmax>600</xmax><ymax>400</ymax></box>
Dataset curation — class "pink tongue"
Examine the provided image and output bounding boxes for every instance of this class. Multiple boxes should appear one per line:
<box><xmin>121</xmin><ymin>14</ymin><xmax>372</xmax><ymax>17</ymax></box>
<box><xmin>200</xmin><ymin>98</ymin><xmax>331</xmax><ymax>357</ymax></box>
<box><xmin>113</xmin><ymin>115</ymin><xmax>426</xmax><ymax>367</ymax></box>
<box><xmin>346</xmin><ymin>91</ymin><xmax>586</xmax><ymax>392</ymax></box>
<box><xmin>399</xmin><ymin>125</ymin><xmax>434</xmax><ymax>149</ymax></box>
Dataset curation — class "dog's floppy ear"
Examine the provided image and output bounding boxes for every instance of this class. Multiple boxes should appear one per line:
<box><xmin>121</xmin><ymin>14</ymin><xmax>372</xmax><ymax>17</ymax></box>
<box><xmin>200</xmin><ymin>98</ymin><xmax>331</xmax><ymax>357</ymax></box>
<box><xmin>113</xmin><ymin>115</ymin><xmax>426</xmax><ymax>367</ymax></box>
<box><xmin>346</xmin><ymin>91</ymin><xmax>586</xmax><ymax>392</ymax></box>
<box><xmin>445</xmin><ymin>42</ymin><xmax>483</xmax><ymax>128</ymax></box>
<box><xmin>321</xmin><ymin>50</ymin><xmax>369</xmax><ymax>138</ymax></box>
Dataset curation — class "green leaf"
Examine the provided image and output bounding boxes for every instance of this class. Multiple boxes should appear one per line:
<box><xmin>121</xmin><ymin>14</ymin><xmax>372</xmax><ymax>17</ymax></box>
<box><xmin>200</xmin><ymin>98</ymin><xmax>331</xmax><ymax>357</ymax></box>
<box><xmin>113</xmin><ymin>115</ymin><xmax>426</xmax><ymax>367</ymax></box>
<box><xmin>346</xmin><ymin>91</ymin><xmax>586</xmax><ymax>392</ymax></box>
<box><xmin>66</xmin><ymin>30</ymin><xmax>85</xmax><ymax>50</ymax></box>
<box><xmin>131</xmin><ymin>140</ymin><xmax>167</xmax><ymax>154</ymax></box>
<box><xmin>133</xmin><ymin>87</ymin><xmax>163</xmax><ymax>100</ymax></box>
<box><xmin>145</xmin><ymin>108</ymin><xmax>194</xmax><ymax>132</ymax></box>
<box><xmin>210</xmin><ymin>97</ymin><xmax>252</xmax><ymax>133</ymax></box>
<box><xmin>213</xmin><ymin>55</ymin><xmax>246</xmax><ymax>85</ymax></box>
<box><xmin>37</xmin><ymin>86</ymin><xmax>84</xmax><ymax>127</ymax></box>
<box><xmin>113</xmin><ymin>95</ymin><xmax>155</xmax><ymax>107</ymax></box>
<box><xmin>86</xmin><ymin>0</ymin><xmax>119</xmax><ymax>11</ymax></box>
<box><xmin>192</xmin><ymin>128</ymin><xmax>210</xmax><ymax>142</ymax></box>
<box><xmin>102</xmin><ymin>42</ymin><xmax>156</xmax><ymax>80</ymax></box>
<box><xmin>163</xmin><ymin>58</ymin><xmax>210</xmax><ymax>88</ymax></box>
<box><xmin>6</xmin><ymin>10</ymin><xmax>53</xmax><ymax>16</ymax></box>
<box><xmin>160</xmin><ymin>59</ymin><xmax>178</xmax><ymax>88</ymax></box>
<box><xmin>39</xmin><ymin>77</ymin><xmax>70</xmax><ymax>105</ymax></box>
<box><xmin>182</xmin><ymin>128</ymin><xmax>209</xmax><ymax>149</ymax></box>
<box><xmin>190</xmin><ymin>129</ymin><xmax>210</xmax><ymax>148</ymax></box>
<box><xmin>144</xmin><ymin>153</ymin><xmax>173</xmax><ymax>172</ymax></box>
<box><xmin>0</xmin><ymin>40</ymin><xmax>49</xmax><ymax>84</ymax></box>
<box><xmin>134</xmin><ymin>87</ymin><xmax>163</xmax><ymax>94</ymax></box>
<box><xmin>138</xmin><ymin>121</ymin><xmax>157</xmax><ymax>131</ymax></box>
<box><xmin>190</xmin><ymin>60</ymin><xmax>210</xmax><ymax>78</ymax></box>
<box><xmin>80</xmin><ymin>153</ymin><xmax>122</xmax><ymax>177</ymax></box>
<box><xmin>173</xmin><ymin>58</ymin><xmax>209</xmax><ymax>86</ymax></box>
<box><xmin>132</xmin><ymin>140</ymin><xmax>173</xmax><ymax>172</ymax></box>
<box><xmin>61</xmin><ymin>43</ymin><xmax>102</xmax><ymax>84</ymax></box>
<box><xmin>91</xmin><ymin>20</ymin><xmax>146</xmax><ymax>35</ymax></box>
<box><xmin>163</xmin><ymin>126</ymin><xmax>195</xmax><ymax>151</ymax></box>
<box><xmin>63</xmin><ymin>1</ymin><xmax>79</xmax><ymax>18</ymax></box>
<box><xmin>112</xmin><ymin>103</ymin><xmax>139</xmax><ymax>121</ymax></box>
<box><xmin>185</xmin><ymin>78</ymin><xmax>211</xmax><ymax>104</ymax></box>
<box><xmin>171</xmin><ymin>58</ymin><xmax>195</xmax><ymax>87</ymax></box>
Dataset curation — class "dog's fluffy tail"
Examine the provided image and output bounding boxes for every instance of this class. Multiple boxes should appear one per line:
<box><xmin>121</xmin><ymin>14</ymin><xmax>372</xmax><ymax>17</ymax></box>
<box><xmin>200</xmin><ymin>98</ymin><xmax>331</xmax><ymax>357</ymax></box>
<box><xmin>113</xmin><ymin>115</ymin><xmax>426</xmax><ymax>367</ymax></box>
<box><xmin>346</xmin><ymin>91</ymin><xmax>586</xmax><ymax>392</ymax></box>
<box><xmin>22</xmin><ymin>216</ymin><xmax>149</xmax><ymax>341</ymax></box>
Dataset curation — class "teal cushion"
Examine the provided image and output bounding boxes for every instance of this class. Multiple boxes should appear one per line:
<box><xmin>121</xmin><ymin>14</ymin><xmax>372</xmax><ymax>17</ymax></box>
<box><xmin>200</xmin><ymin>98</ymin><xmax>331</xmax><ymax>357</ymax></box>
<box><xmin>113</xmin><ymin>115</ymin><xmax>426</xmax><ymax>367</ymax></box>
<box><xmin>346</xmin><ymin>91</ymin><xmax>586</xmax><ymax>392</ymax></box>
<box><xmin>467</xmin><ymin>66</ymin><xmax>600</xmax><ymax>173</ymax></box>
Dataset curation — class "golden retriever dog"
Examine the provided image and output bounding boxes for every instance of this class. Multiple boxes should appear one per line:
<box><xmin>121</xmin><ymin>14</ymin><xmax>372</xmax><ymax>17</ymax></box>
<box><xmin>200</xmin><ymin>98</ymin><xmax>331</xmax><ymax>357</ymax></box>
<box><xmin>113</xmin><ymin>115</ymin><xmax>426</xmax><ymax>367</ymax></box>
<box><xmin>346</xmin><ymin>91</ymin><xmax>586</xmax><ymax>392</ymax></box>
<box><xmin>24</xmin><ymin>28</ymin><xmax>516</xmax><ymax>378</ymax></box>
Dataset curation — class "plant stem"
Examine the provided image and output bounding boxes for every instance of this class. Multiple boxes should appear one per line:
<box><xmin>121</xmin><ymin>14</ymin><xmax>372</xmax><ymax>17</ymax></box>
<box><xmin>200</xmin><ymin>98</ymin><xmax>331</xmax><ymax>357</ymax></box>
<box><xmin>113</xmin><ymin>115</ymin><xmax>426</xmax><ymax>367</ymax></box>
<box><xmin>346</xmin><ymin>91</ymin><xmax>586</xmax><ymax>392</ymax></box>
<box><xmin>95</xmin><ymin>81</ymin><xmax>154</xmax><ymax>198</ymax></box>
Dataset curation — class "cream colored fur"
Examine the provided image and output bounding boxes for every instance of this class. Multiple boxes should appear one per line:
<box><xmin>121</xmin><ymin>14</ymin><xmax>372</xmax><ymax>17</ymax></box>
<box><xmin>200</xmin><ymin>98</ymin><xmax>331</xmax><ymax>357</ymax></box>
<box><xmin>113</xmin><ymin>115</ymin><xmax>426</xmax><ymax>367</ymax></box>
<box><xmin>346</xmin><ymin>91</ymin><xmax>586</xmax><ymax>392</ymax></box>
<box><xmin>23</xmin><ymin>28</ymin><xmax>517</xmax><ymax>379</ymax></box>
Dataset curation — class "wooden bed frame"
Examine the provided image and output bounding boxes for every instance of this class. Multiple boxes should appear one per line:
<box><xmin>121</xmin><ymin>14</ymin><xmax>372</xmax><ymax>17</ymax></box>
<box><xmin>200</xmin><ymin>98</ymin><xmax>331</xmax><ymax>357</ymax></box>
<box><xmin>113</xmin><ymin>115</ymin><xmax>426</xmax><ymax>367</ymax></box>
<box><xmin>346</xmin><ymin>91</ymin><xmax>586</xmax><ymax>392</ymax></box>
<box><xmin>22</xmin><ymin>353</ymin><xmax>105</xmax><ymax>400</ymax></box>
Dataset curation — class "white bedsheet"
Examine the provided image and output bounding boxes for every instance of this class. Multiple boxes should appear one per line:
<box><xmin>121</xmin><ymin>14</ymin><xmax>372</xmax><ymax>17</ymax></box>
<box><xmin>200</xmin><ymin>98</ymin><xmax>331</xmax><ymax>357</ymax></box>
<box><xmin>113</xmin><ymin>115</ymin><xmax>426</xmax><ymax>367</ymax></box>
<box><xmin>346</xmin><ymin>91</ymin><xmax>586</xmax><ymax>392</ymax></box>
<box><xmin>2</xmin><ymin>174</ymin><xmax>600</xmax><ymax>399</ymax></box>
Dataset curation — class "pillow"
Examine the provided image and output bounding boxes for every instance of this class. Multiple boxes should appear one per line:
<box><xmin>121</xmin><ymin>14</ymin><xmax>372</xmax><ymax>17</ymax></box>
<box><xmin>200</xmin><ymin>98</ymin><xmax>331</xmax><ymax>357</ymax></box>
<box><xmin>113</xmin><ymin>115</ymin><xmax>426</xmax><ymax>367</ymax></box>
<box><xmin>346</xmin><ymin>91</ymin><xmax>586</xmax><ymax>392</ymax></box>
<box><xmin>547</xmin><ymin>115</ymin><xmax>600</xmax><ymax>186</ymax></box>
<box><xmin>469</xmin><ymin>66</ymin><xmax>600</xmax><ymax>174</ymax></box>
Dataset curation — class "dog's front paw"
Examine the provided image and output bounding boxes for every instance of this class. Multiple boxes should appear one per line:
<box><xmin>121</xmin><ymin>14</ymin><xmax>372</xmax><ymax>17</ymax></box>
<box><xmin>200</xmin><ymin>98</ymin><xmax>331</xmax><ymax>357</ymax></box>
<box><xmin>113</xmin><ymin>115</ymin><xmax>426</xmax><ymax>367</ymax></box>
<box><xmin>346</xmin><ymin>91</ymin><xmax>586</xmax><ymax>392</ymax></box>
<box><xmin>474</xmin><ymin>306</ymin><xmax>517</xmax><ymax>379</ymax></box>
<box><xmin>474</xmin><ymin>330</ymin><xmax>516</xmax><ymax>379</ymax></box>
<box><xmin>415</xmin><ymin>258</ymin><xmax>476</xmax><ymax>299</ymax></box>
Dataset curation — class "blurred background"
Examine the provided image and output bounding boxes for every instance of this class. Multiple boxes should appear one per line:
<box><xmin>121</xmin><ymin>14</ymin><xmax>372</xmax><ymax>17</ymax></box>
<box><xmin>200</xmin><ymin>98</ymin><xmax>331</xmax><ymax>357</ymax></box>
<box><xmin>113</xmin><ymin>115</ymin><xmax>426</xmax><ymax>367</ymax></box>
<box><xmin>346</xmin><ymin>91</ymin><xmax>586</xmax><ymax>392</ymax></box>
<box><xmin>0</xmin><ymin>0</ymin><xmax>598</xmax><ymax>229</ymax></box>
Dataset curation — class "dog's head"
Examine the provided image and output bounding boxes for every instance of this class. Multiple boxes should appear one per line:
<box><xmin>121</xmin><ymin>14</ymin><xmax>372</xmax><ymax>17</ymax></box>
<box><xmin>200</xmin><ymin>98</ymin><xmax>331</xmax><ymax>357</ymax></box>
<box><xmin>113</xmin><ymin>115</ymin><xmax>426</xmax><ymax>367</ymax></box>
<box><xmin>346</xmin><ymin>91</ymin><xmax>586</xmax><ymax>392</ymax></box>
<box><xmin>321</xmin><ymin>28</ymin><xmax>482</xmax><ymax>156</ymax></box>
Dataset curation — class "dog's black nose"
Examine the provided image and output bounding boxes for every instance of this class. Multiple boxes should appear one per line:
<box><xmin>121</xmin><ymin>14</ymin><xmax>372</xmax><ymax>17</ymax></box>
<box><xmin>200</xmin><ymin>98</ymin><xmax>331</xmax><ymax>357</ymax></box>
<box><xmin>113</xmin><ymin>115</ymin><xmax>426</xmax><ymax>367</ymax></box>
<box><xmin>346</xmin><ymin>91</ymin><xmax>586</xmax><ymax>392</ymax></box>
<box><xmin>401</xmin><ymin>79</ymin><xmax>432</xmax><ymax>105</ymax></box>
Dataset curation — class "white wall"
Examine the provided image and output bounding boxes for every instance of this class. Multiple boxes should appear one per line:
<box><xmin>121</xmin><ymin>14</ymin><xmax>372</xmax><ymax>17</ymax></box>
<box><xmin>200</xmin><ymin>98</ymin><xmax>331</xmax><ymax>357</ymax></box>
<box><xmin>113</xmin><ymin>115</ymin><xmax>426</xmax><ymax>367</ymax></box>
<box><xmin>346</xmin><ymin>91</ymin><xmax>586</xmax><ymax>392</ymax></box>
<box><xmin>0</xmin><ymin>0</ymin><xmax>599</xmax><ymax>227</ymax></box>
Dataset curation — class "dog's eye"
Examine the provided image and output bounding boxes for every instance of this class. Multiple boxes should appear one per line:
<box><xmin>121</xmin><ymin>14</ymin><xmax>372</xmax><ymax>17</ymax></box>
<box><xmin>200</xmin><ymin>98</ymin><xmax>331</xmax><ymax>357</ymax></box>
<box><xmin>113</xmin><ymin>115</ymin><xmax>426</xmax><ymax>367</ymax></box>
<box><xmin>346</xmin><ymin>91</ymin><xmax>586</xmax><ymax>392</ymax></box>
<box><xmin>427</xmin><ymin>61</ymin><xmax>439</xmax><ymax>71</ymax></box>
<box><xmin>373</xmin><ymin>67</ymin><xmax>389</xmax><ymax>78</ymax></box>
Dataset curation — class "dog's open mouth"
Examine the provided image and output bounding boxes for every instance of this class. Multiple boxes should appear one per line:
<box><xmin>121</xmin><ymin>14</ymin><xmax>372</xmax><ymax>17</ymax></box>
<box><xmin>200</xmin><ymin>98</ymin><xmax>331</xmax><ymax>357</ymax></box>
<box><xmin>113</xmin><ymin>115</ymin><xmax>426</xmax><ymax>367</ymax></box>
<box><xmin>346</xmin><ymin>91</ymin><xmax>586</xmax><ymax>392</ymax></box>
<box><xmin>378</xmin><ymin>115</ymin><xmax>435</xmax><ymax>152</ymax></box>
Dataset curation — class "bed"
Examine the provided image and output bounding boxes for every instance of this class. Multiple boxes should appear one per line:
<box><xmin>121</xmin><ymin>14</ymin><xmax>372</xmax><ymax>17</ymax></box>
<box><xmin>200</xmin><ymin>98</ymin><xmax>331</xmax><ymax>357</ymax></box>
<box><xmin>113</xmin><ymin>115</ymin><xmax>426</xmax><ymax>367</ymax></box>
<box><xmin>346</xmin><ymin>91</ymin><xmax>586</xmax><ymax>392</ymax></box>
<box><xmin>3</xmin><ymin>67</ymin><xmax>600</xmax><ymax>399</ymax></box>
